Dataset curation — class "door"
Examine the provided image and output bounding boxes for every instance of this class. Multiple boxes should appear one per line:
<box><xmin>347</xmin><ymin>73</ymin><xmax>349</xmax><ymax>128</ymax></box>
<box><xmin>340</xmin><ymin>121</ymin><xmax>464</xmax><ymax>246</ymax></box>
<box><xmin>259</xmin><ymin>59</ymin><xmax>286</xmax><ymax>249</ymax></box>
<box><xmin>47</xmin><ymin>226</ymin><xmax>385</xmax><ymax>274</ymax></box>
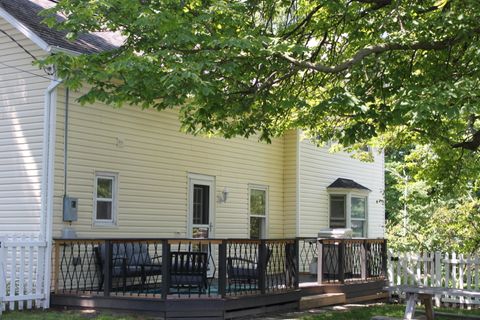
<box><xmin>188</xmin><ymin>174</ymin><xmax>215</xmax><ymax>277</ymax></box>
<box><xmin>188</xmin><ymin>174</ymin><xmax>215</xmax><ymax>239</ymax></box>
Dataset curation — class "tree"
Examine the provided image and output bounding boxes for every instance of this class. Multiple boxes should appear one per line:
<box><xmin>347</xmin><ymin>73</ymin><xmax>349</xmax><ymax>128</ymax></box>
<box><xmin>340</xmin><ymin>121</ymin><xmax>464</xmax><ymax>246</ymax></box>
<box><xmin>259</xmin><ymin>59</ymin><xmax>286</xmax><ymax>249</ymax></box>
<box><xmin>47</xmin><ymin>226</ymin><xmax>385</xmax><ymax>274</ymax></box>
<box><xmin>385</xmin><ymin>145</ymin><xmax>480</xmax><ymax>253</ymax></box>
<box><xmin>42</xmin><ymin>0</ymin><xmax>480</xmax><ymax>192</ymax></box>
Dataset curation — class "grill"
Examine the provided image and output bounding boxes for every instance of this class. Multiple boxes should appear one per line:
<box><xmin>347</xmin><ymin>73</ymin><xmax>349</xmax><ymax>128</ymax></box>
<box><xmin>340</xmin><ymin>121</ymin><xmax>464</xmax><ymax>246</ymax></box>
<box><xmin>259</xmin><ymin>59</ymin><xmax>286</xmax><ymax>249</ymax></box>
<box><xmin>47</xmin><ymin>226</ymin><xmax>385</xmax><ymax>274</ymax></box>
<box><xmin>318</xmin><ymin>228</ymin><xmax>353</xmax><ymax>280</ymax></box>
<box><xmin>317</xmin><ymin>228</ymin><xmax>353</xmax><ymax>239</ymax></box>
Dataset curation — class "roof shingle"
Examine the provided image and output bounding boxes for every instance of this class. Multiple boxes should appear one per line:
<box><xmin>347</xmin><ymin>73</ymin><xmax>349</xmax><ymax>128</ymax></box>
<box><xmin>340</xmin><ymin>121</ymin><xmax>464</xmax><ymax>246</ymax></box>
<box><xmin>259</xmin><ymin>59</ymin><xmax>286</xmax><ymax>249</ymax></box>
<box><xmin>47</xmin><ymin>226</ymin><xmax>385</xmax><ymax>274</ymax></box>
<box><xmin>0</xmin><ymin>0</ymin><xmax>124</xmax><ymax>54</ymax></box>
<box><xmin>327</xmin><ymin>178</ymin><xmax>371</xmax><ymax>191</ymax></box>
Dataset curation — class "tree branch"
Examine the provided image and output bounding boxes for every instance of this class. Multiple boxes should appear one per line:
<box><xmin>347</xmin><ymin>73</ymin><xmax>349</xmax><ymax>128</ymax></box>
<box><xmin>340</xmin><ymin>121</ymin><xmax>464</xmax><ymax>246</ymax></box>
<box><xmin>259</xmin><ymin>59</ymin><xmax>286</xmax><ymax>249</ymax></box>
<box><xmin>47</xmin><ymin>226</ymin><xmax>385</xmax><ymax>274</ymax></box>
<box><xmin>355</xmin><ymin>0</ymin><xmax>392</xmax><ymax>10</ymax></box>
<box><xmin>452</xmin><ymin>130</ymin><xmax>480</xmax><ymax>151</ymax></box>
<box><xmin>281</xmin><ymin>4</ymin><xmax>324</xmax><ymax>39</ymax></box>
<box><xmin>279</xmin><ymin>33</ymin><xmax>475</xmax><ymax>74</ymax></box>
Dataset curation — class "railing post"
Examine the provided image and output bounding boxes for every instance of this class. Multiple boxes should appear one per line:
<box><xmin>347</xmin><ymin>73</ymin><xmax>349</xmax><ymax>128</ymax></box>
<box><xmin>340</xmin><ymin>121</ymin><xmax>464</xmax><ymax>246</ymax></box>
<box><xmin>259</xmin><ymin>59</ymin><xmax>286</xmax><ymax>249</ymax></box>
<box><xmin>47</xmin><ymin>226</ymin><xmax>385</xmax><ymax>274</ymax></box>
<box><xmin>161</xmin><ymin>240</ymin><xmax>170</xmax><ymax>300</ymax></box>
<box><xmin>53</xmin><ymin>241</ymin><xmax>60</xmax><ymax>294</ymax></box>
<box><xmin>382</xmin><ymin>239</ymin><xmax>388</xmax><ymax>278</ymax></box>
<box><xmin>258</xmin><ymin>240</ymin><xmax>266</xmax><ymax>294</ymax></box>
<box><xmin>294</xmin><ymin>239</ymin><xmax>299</xmax><ymax>289</ymax></box>
<box><xmin>361</xmin><ymin>240</ymin><xmax>367</xmax><ymax>280</ymax></box>
<box><xmin>317</xmin><ymin>239</ymin><xmax>323</xmax><ymax>284</ymax></box>
<box><xmin>218</xmin><ymin>241</ymin><xmax>227</xmax><ymax>298</ymax></box>
<box><xmin>103</xmin><ymin>240</ymin><xmax>112</xmax><ymax>297</ymax></box>
<box><xmin>338</xmin><ymin>240</ymin><xmax>345</xmax><ymax>284</ymax></box>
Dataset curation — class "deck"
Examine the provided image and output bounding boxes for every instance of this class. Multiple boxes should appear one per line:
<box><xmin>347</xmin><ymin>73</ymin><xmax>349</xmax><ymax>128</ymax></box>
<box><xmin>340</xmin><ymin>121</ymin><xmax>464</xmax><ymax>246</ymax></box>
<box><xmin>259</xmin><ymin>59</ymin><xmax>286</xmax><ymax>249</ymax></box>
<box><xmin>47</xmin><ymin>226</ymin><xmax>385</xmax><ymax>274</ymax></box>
<box><xmin>51</xmin><ymin>238</ymin><xmax>387</xmax><ymax>319</ymax></box>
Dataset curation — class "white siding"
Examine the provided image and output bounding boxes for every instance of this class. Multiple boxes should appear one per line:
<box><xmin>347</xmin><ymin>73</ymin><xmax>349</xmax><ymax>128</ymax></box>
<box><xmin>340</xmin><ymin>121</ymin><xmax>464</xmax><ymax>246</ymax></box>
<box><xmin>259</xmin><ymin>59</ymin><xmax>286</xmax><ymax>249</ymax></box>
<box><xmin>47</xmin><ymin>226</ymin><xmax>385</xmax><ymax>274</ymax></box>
<box><xmin>298</xmin><ymin>140</ymin><xmax>385</xmax><ymax>238</ymax></box>
<box><xmin>53</xmin><ymin>88</ymin><xmax>286</xmax><ymax>239</ymax></box>
<box><xmin>0</xmin><ymin>17</ymin><xmax>49</xmax><ymax>235</ymax></box>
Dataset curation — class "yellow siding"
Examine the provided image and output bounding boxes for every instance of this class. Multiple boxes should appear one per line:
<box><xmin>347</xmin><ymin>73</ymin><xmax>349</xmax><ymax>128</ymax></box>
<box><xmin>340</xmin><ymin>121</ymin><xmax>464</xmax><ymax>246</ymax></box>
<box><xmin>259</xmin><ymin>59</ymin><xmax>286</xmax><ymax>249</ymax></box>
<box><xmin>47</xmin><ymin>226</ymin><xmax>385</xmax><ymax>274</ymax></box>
<box><xmin>298</xmin><ymin>140</ymin><xmax>385</xmax><ymax>238</ymax></box>
<box><xmin>53</xmin><ymin>87</ymin><xmax>286</xmax><ymax>239</ymax></box>
<box><xmin>283</xmin><ymin>130</ymin><xmax>297</xmax><ymax>237</ymax></box>
<box><xmin>0</xmin><ymin>17</ymin><xmax>49</xmax><ymax>235</ymax></box>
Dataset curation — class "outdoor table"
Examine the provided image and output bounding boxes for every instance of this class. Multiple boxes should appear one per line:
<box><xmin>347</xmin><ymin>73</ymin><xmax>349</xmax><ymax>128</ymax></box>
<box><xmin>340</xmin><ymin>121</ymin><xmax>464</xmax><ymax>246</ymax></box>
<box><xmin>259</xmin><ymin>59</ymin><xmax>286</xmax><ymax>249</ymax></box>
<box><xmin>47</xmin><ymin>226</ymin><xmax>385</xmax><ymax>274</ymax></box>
<box><xmin>385</xmin><ymin>285</ymin><xmax>480</xmax><ymax>320</ymax></box>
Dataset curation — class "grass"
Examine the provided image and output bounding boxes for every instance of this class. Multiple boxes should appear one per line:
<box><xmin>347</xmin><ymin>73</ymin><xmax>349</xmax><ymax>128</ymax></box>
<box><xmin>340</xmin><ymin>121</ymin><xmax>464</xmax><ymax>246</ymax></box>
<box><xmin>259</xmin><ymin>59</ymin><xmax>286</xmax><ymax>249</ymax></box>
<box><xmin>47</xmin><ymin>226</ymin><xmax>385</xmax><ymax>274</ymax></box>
<box><xmin>2</xmin><ymin>304</ymin><xmax>480</xmax><ymax>320</ymax></box>
<box><xmin>301</xmin><ymin>304</ymin><xmax>480</xmax><ymax>320</ymax></box>
<box><xmin>0</xmin><ymin>310</ymin><xmax>152</xmax><ymax>320</ymax></box>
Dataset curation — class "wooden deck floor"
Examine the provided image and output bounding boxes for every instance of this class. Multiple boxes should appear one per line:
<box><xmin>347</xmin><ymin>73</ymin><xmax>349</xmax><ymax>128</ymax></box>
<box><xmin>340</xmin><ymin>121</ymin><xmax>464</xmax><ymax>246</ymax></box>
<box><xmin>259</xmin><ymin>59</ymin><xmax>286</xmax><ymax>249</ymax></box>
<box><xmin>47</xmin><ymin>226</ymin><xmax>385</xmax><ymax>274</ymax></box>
<box><xmin>51</xmin><ymin>279</ymin><xmax>387</xmax><ymax>319</ymax></box>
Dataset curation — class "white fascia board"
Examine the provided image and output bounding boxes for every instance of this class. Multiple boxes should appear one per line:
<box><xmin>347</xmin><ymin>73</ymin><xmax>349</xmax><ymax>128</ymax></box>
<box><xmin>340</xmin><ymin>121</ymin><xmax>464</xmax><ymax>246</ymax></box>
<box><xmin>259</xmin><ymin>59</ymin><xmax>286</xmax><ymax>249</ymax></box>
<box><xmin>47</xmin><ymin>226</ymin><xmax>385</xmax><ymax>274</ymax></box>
<box><xmin>0</xmin><ymin>7</ymin><xmax>50</xmax><ymax>52</ymax></box>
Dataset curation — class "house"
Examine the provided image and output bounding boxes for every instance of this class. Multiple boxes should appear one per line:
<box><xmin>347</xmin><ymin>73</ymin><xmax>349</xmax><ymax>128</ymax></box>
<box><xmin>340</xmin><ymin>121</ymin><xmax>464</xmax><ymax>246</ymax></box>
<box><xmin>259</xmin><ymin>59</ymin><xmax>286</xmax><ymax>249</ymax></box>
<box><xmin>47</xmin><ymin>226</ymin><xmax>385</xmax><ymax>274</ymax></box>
<box><xmin>0</xmin><ymin>0</ymin><xmax>386</xmax><ymax>317</ymax></box>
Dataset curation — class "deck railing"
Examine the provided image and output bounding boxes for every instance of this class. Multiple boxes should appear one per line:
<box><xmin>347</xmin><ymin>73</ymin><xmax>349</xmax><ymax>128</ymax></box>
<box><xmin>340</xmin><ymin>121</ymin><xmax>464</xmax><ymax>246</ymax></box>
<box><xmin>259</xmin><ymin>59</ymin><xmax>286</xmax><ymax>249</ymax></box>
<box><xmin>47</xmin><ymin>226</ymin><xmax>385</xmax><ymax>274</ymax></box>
<box><xmin>53</xmin><ymin>238</ymin><xmax>299</xmax><ymax>299</ymax></box>
<box><xmin>318</xmin><ymin>238</ymin><xmax>387</xmax><ymax>284</ymax></box>
<box><xmin>52</xmin><ymin>237</ymin><xmax>386</xmax><ymax>299</ymax></box>
<box><xmin>298</xmin><ymin>238</ymin><xmax>318</xmax><ymax>275</ymax></box>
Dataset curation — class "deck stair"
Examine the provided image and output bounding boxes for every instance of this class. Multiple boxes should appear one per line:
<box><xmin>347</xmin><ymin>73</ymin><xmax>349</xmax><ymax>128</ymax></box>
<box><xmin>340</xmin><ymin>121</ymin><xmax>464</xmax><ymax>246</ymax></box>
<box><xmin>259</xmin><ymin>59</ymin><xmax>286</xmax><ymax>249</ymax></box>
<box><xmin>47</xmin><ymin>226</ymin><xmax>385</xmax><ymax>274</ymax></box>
<box><xmin>299</xmin><ymin>292</ymin><xmax>346</xmax><ymax>310</ymax></box>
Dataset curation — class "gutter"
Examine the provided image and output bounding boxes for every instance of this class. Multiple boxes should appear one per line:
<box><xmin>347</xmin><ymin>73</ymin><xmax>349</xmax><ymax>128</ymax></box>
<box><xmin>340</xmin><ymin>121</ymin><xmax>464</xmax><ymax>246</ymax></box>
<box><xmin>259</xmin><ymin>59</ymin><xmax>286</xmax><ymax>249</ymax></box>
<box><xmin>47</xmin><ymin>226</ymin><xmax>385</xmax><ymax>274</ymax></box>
<box><xmin>40</xmin><ymin>78</ymin><xmax>62</xmax><ymax>309</ymax></box>
<box><xmin>49</xmin><ymin>45</ymin><xmax>81</xmax><ymax>56</ymax></box>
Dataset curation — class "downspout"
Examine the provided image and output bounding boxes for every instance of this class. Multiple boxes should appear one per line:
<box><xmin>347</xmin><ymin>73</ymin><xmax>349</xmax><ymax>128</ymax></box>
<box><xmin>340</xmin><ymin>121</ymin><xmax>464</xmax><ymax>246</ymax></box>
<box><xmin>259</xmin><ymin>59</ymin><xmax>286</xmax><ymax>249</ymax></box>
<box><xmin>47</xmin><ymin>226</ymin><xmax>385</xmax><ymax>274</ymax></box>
<box><xmin>64</xmin><ymin>88</ymin><xmax>69</xmax><ymax>196</ymax></box>
<box><xmin>39</xmin><ymin>77</ymin><xmax>62</xmax><ymax>309</ymax></box>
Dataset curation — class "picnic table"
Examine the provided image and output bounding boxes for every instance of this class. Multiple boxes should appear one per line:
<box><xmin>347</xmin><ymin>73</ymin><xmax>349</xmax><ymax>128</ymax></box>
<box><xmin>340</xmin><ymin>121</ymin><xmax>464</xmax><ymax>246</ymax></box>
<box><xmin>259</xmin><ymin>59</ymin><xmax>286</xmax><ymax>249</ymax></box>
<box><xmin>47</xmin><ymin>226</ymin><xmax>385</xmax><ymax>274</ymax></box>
<box><xmin>384</xmin><ymin>285</ymin><xmax>480</xmax><ymax>320</ymax></box>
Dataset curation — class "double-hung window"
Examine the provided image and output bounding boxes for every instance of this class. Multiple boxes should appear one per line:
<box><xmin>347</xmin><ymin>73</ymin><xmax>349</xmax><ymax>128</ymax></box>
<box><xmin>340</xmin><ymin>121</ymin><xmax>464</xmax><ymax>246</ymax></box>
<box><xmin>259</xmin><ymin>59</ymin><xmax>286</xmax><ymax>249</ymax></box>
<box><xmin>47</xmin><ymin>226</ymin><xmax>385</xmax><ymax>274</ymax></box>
<box><xmin>249</xmin><ymin>186</ymin><xmax>268</xmax><ymax>239</ymax></box>
<box><xmin>94</xmin><ymin>172</ymin><xmax>118</xmax><ymax>225</ymax></box>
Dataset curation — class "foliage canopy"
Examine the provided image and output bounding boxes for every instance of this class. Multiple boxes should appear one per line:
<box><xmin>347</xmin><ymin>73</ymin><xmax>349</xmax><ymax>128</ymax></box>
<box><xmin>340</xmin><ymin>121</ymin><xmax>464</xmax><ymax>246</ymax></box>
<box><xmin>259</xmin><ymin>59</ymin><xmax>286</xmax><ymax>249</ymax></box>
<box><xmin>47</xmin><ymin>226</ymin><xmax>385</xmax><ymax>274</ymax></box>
<box><xmin>42</xmin><ymin>0</ymin><xmax>480</xmax><ymax>192</ymax></box>
<box><xmin>385</xmin><ymin>145</ymin><xmax>480</xmax><ymax>253</ymax></box>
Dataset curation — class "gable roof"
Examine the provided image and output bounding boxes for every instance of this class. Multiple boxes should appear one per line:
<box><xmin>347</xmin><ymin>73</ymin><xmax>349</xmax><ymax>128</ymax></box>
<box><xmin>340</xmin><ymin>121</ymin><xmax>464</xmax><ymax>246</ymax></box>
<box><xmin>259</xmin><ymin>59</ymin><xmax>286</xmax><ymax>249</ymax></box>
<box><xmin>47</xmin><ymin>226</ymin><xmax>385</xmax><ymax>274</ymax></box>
<box><xmin>327</xmin><ymin>178</ymin><xmax>371</xmax><ymax>191</ymax></box>
<box><xmin>0</xmin><ymin>0</ymin><xmax>124</xmax><ymax>54</ymax></box>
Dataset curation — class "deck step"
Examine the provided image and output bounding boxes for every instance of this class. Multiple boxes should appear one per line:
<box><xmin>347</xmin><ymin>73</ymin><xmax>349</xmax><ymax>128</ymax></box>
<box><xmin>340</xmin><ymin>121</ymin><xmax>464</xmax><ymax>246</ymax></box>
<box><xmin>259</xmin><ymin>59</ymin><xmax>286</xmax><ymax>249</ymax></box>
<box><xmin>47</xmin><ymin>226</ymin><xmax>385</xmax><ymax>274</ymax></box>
<box><xmin>347</xmin><ymin>291</ymin><xmax>389</xmax><ymax>304</ymax></box>
<box><xmin>299</xmin><ymin>293</ymin><xmax>346</xmax><ymax>310</ymax></box>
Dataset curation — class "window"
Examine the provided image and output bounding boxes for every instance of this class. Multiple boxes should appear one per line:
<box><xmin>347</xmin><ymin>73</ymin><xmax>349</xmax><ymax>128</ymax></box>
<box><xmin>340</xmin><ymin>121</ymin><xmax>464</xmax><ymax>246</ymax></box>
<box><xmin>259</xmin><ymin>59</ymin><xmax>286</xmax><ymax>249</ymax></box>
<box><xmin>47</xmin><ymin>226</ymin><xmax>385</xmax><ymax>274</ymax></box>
<box><xmin>329</xmin><ymin>193</ymin><xmax>368</xmax><ymax>237</ymax></box>
<box><xmin>351</xmin><ymin>197</ymin><xmax>367</xmax><ymax>237</ymax></box>
<box><xmin>94</xmin><ymin>172</ymin><xmax>117</xmax><ymax>225</ymax></box>
<box><xmin>249</xmin><ymin>186</ymin><xmax>267</xmax><ymax>239</ymax></box>
<box><xmin>329</xmin><ymin>195</ymin><xmax>346</xmax><ymax>228</ymax></box>
<box><xmin>193</xmin><ymin>184</ymin><xmax>209</xmax><ymax>225</ymax></box>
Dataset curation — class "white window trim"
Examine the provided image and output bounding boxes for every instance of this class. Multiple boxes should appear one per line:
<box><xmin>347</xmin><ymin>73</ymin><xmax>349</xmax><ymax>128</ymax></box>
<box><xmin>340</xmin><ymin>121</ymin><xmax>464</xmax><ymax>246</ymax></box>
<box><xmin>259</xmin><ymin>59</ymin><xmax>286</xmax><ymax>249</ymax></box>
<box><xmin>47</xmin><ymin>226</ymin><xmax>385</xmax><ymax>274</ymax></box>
<box><xmin>93</xmin><ymin>171</ymin><xmax>118</xmax><ymax>227</ymax></box>
<box><xmin>327</xmin><ymin>188</ymin><xmax>369</xmax><ymax>237</ymax></box>
<box><xmin>248</xmin><ymin>184</ymin><xmax>269</xmax><ymax>239</ymax></box>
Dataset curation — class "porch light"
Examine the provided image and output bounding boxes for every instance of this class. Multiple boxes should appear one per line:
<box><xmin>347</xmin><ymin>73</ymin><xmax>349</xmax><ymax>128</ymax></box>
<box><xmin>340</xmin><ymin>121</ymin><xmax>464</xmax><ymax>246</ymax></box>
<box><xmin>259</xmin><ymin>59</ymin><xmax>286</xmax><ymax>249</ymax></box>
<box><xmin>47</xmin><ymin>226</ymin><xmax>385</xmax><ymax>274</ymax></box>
<box><xmin>221</xmin><ymin>187</ymin><xmax>229</xmax><ymax>203</ymax></box>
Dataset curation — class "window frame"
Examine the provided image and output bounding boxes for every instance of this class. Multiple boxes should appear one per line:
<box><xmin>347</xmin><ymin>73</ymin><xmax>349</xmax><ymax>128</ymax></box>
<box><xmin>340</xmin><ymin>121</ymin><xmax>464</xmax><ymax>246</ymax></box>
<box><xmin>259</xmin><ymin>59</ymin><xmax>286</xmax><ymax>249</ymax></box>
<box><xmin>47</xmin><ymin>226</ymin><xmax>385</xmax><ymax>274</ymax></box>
<box><xmin>327</xmin><ymin>189</ymin><xmax>369</xmax><ymax>237</ymax></box>
<box><xmin>248</xmin><ymin>185</ymin><xmax>268</xmax><ymax>239</ymax></box>
<box><xmin>93</xmin><ymin>171</ymin><xmax>118</xmax><ymax>227</ymax></box>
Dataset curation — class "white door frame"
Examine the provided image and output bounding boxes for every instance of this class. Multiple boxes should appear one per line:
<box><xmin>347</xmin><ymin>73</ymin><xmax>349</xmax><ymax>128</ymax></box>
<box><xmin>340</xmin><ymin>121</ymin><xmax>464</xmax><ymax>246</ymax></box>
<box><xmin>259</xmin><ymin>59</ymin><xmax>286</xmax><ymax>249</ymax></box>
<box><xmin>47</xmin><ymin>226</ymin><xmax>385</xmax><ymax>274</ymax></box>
<box><xmin>187</xmin><ymin>173</ymin><xmax>215</xmax><ymax>238</ymax></box>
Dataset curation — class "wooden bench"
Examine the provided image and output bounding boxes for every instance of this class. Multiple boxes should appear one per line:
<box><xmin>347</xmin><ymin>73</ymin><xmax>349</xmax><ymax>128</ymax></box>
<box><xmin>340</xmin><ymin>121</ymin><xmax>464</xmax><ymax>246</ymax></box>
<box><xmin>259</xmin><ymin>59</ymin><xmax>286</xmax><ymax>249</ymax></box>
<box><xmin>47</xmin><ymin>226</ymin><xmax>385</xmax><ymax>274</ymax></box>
<box><xmin>384</xmin><ymin>285</ymin><xmax>480</xmax><ymax>320</ymax></box>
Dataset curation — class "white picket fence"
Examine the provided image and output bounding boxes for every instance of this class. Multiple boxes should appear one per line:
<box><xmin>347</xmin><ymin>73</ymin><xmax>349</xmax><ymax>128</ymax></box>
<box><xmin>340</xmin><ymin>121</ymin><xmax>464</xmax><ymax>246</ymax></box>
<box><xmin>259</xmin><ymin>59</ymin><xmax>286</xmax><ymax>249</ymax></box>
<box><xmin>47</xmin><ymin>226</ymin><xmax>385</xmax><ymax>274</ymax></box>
<box><xmin>0</xmin><ymin>236</ymin><xmax>47</xmax><ymax>313</ymax></box>
<box><xmin>388</xmin><ymin>250</ymin><xmax>480</xmax><ymax>307</ymax></box>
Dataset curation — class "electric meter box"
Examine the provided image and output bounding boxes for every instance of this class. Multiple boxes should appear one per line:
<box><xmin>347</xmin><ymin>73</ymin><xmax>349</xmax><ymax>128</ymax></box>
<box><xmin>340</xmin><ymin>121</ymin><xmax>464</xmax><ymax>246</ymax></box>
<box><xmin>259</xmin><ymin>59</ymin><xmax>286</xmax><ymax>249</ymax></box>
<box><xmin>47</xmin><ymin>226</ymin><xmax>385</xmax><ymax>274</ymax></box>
<box><xmin>63</xmin><ymin>196</ymin><xmax>78</xmax><ymax>222</ymax></box>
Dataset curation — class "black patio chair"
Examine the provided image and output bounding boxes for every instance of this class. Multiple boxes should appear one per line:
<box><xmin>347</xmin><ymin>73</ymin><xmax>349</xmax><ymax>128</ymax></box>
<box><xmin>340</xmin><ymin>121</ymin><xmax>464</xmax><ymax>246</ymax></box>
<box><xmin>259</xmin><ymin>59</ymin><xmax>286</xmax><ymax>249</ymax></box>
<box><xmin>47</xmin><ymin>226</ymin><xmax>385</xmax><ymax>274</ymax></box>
<box><xmin>227</xmin><ymin>247</ymin><xmax>272</xmax><ymax>285</ymax></box>
<box><xmin>95</xmin><ymin>242</ymin><xmax>162</xmax><ymax>291</ymax></box>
